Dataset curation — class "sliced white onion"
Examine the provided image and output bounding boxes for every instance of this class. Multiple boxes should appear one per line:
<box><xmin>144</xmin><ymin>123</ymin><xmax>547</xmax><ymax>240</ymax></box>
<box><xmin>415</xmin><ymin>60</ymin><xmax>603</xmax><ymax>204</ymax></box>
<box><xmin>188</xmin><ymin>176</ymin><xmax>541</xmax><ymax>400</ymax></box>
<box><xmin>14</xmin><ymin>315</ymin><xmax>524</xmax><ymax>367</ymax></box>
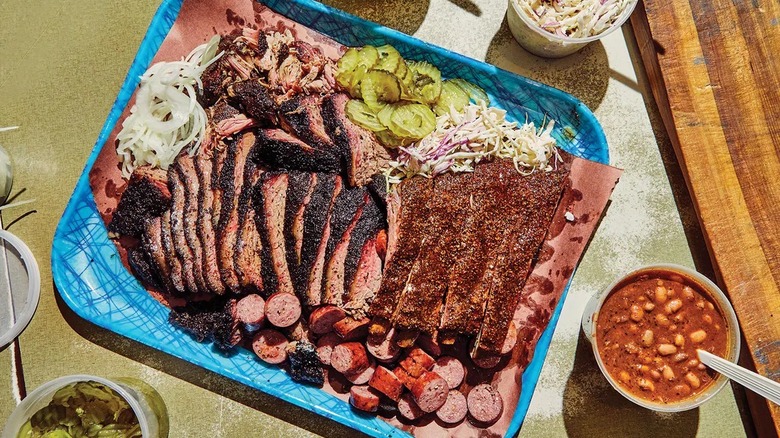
<box><xmin>116</xmin><ymin>36</ymin><xmax>222</xmax><ymax>179</ymax></box>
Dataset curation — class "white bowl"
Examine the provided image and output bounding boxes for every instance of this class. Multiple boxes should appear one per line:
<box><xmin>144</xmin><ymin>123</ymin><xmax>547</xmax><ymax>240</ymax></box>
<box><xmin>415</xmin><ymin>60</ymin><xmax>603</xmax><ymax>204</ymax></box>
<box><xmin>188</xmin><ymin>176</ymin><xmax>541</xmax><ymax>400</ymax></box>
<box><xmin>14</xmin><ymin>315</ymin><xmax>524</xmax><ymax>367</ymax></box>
<box><xmin>581</xmin><ymin>264</ymin><xmax>741</xmax><ymax>412</ymax></box>
<box><xmin>506</xmin><ymin>0</ymin><xmax>638</xmax><ymax>58</ymax></box>
<box><xmin>2</xmin><ymin>375</ymin><xmax>169</xmax><ymax>438</ymax></box>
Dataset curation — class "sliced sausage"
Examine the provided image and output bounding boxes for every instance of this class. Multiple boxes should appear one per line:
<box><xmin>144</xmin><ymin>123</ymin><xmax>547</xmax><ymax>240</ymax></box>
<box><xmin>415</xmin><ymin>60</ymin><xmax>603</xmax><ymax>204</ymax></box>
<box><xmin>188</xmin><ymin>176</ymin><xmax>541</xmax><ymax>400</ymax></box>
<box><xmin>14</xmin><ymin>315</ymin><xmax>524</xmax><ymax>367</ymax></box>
<box><xmin>236</xmin><ymin>294</ymin><xmax>265</xmax><ymax>331</ymax></box>
<box><xmin>331</xmin><ymin>342</ymin><xmax>370</xmax><ymax>376</ymax></box>
<box><xmin>347</xmin><ymin>359</ymin><xmax>376</xmax><ymax>385</ymax></box>
<box><xmin>265</xmin><ymin>292</ymin><xmax>301</xmax><ymax>328</ymax></box>
<box><xmin>308</xmin><ymin>305</ymin><xmax>346</xmax><ymax>335</ymax></box>
<box><xmin>416</xmin><ymin>333</ymin><xmax>442</xmax><ymax>357</ymax></box>
<box><xmin>252</xmin><ymin>329</ymin><xmax>289</xmax><ymax>365</ymax></box>
<box><xmin>282</xmin><ymin>318</ymin><xmax>311</xmax><ymax>342</ymax></box>
<box><xmin>366</xmin><ymin>326</ymin><xmax>401</xmax><ymax>362</ymax></box>
<box><xmin>316</xmin><ymin>332</ymin><xmax>340</xmax><ymax>366</ymax></box>
<box><xmin>432</xmin><ymin>356</ymin><xmax>465</xmax><ymax>389</ymax></box>
<box><xmin>397</xmin><ymin>393</ymin><xmax>425</xmax><ymax>421</ymax></box>
<box><xmin>333</xmin><ymin>317</ymin><xmax>370</xmax><ymax>341</ymax></box>
<box><xmin>467</xmin><ymin>384</ymin><xmax>503</xmax><ymax>425</ymax></box>
<box><xmin>436</xmin><ymin>390</ymin><xmax>467</xmax><ymax>424</ymax></box>
<box><xmin>393</xmin><ymin>366</ymin><xmax>417</xmax><ymax>390</ymax></box>
<box><xmin>501</xmin><ymin>321</ymin><xmax>518</xmax><ymax>355</ymax></box>
<box><xmin>400</xmin><ymin>348</ymin><xmax>436</xmax><ymax>378</ymax></box>
<box><xmin>368</xmin><ymin>365</ymin><xmax>404</xmax><ymax>401</ymax></box>
<box><xmin>349</xmin><ymin>385</ymin><xmax>381</xmax><ymax>412</ymax></box>
<box><xmin>410</xmin><ymin>371</ymin><xmax>448</xmax><ymax>413</ymax></box>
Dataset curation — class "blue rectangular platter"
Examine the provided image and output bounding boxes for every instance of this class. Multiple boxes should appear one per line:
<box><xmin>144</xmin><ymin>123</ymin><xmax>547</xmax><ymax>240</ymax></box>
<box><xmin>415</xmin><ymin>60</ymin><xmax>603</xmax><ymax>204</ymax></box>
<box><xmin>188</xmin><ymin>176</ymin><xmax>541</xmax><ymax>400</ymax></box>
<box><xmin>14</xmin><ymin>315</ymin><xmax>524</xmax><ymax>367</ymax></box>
<box><xmin>51</xmin><ymin>1</ymin><xmax>609</xmax><ymax>437</ymax></box>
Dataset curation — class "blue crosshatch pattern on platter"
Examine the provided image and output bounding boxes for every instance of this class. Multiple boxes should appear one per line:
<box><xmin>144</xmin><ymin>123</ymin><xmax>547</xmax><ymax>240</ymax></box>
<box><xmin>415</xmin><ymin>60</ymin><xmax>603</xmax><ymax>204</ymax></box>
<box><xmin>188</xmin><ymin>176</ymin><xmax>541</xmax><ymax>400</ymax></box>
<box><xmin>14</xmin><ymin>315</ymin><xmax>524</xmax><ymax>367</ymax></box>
<box><xmin>51</xmin><ymin>1</ymin><xmax>610</xmax><ymax>437</ymax></box>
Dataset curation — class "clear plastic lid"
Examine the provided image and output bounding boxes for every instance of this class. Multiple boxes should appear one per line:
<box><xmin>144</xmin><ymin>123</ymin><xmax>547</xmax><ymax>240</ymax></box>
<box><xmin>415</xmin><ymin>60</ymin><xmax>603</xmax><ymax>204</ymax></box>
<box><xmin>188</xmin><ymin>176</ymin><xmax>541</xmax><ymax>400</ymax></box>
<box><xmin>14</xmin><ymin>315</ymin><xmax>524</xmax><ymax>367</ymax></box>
<box><xmin>0</xmin><ymin>229</ymin><xmax>40</xmax><ymax>348</ymax></box>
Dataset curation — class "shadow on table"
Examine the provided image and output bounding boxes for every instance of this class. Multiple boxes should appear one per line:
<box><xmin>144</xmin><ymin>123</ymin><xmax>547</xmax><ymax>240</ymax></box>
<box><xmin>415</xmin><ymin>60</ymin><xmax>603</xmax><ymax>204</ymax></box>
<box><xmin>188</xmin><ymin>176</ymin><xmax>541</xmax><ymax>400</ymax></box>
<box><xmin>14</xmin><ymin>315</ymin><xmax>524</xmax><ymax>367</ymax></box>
<box><xmin>318</xmin><ymin>0</ymin><xmax>430</xmax><ymax>36</ymax></box>
<box><xmin>53</xmin><ymin>287</ymin><xmax>368</xmax><ymax>438</ymax></box>
<box><xmin>563</xmin><ymin>331</ymin><xmax>700</xmax><ymax>438</ymax></box>
<box><xmin>485</xmin><ymin>16</ymin><xmax>610</xmax><ymax>112</ymax></box>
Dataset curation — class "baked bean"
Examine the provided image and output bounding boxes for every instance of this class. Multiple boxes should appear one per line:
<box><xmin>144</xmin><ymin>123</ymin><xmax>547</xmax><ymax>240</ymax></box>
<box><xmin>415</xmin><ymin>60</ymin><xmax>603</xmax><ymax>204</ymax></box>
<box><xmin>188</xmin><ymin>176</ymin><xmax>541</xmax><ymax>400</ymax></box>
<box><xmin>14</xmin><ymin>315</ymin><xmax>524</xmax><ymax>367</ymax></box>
<box><xmin>687</xmin><ymin>359</ymin><xmax>699</xmax><ymax>368</ymax></box>
<box><xmin>630</xmin><ymin>305</ymin><xmax>644</xmax><ymax>322</ymax></box>
<box><xmin>669</xmin><ymin>324</ymin><xmax>678</xmax><ymax>331</ymax></box>
<box><xmin>685</xmin><ymin>372</ymin><xmax>701</xmax><ymax>389</ymax></box>
<box><xmin>665</xmin><ymin>299</ymin><xmax>683</xmax><ymax>314</ymax></box>
<box><xmin>674</xmin><ymin>334</ymin><xmax>685</xmax><ymax>348</ymax></box>
<box><xmin>703</xmin><ymin>315</ymin><xmax>713</xmax><ymax>324</ymax></box>
<box><xmin>628</xmin><ymin>324</ymin><xmax>639</xmax><ymax>333</ymax></box>
<box><xmin>651</xmin><ymin>370</ymin><xmax>662</xmax><ymax>381</ymax></box>
<box><xmin>655</xmin><ymin>287</ymin><xmax>668</xmax><ymax>304</ymax></box>
<box><xmin>642</xmin><ymin>330</ymin><xmax>654</xmax><ymax>347</ymax></box>
<box><xmin>658</xmin><ymin>344</ymin><xmax>677</xmax><ymax>356</ymax></box>
<box><xmin>656</xmin><ymin>314</ymin><xmax>671</xmax><ymax>327</ymax></box>
<box><xmin>673</xmin><ymin>353</ymin><xmax>689</xmax><ymax>363</ymax></box>
<box><xmin>673</xmin><ymin>312</ymin><xmax>687</xmax><ymax>323</ymax></box>
<box><xmin>690</xmin><ymin>329</ymin><xmax>707</xmax><ymax>344</ymax></box>
<box><xmin>640</xmin><ymin>365</ymin><xmax>650</xmax><ymax>374</ymax></box>
<box><xmin>662</xmin><ymin>365</ymin><xmax>675</xmax><ymax>381</ymax></box>
<box><xmin>707</xmin><ymin>302</ymin><xmax>714</xmax><ymax>310</ymax></box>
<box><xmin>673</xmin><ymin>384</ymin><xmax>692</xmax><ymax>397</ymax></box>
<box><xmin>696</xmin><ymin>301</ymin><xmax>705</xmax><ymax>310</ymax></box>
<box><xmin>643</xmin><ymin>302</ymin><xmax>655</xmax><ymax>312</ymax></box>
<box><xmin>697</xmin><ymin>363</ymin><xmax>706</xmax><ymax>371</ymax></box>
<box><xmin>619</xmin><ymin>371</ymin><xmax>631</xmax><ymax>383</ymax></box>
<box><xmin>638</xmin><ymin>378</ymin><xmax>655</xmax><ymax>392</ymax></box>
<box><xmin>683</xmin><ymin>286</ymin><xmax>695</xmax><ymax>301</ymax></box>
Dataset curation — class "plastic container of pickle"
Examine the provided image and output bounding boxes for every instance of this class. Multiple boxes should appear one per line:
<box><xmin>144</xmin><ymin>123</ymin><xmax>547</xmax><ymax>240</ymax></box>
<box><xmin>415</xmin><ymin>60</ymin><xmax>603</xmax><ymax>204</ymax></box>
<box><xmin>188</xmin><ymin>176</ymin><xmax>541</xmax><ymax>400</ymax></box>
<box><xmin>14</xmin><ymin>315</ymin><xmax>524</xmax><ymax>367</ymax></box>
<box><xmin>2</xmin><ymin>375</ymin><xmax>169</xmax><ymax>438</ymax></box>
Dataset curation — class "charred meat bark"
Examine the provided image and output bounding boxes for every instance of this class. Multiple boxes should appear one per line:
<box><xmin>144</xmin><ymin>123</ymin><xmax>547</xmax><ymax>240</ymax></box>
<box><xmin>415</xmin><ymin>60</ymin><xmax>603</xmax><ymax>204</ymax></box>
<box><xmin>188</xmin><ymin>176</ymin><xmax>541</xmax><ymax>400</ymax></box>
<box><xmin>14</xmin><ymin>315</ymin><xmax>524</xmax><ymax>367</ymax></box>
<box><xmin>253</xmin><ymin>128</ymin><xmax>340</xmax><ymax>173</ymax></box>
<box><xmin>194</xmin><ymin>156</ymin><xmax>226</xmax><ymax>295</ymax></box>
<box><xmin>254</xmin><ymin>172</ymin><xmax>294</xmax><ymax>297</ymax></box>
<box><xmin>283</xmin><ymin>172</ymin><xmax>315</xmax><ymax>283</ymax></box>
<box><xmin>234</xmin><ymin>167</ymin><xmax>265</xmax><ymax>294</ymax></box>
<box><xmin>168</xmin><ymin>167</ymin><xmax>200</xmax><ymax>293</ymax></box>
<box><xmin>278</xmin><ymin>94</ymin><xmax>336</xmax><ymax>151</ymax></box>
<box><xmin>109</xmin><ymin>167</ymin><xmax>171</xmax><ymax>238</ymax></box>
<box><xmin>176</xmin><ymin>156</ymin><xmax>209</xmax><ymax>294</ymax></box>
<box><xmin>227</xmin><ymin>80</ymin><xmax>277</xmax><ymax>125</ymax></box>
<box><xmin>322</xmin><ymin>93</ymin><xmax>390</xmax><ymax>187</ymax></box>
<box><xmin>322</xmin><ymin>190</ymin><xmax>368</xmax><ymax>306</ymax></box>
<box><xmin>299</xmin><ymin>174</ymin><xmax>341</xmax><ymax>307</ymax></box>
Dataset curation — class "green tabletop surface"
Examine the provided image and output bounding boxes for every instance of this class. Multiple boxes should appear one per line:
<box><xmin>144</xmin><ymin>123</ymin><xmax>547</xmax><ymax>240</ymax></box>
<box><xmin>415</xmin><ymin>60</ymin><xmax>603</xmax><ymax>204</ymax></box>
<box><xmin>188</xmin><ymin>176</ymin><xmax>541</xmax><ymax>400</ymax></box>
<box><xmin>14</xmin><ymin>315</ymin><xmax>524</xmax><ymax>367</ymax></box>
<box><xmin>0</xmin><ymin>1</ymin><xmax>753</xmax><ymax>436</ymax></box>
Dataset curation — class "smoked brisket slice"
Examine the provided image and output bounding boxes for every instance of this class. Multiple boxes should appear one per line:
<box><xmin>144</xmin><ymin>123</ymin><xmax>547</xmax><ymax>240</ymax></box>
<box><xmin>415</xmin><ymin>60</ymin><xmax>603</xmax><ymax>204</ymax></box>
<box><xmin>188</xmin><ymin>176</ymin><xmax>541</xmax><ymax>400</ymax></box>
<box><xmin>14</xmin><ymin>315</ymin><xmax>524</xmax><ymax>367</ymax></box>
<box><xmin>343</xmin><ymin>195</ymin><xmax>385</xmax><ymax>299</ymax></box>
<box><xmin>227</xmin><ymin>79</ymin><xmax>277</xmax><ymax>125</ymax></box>
<box><xmin>109</xmin><ymin>167</ymin><xmax>171</xmax><ymax>238</ymax></box>
<box><xmin>234</xmin><ymin>167</ymin><xmax>265</xmax><ymax>293</ymax></box>
<box><xmin>278</xmin><ymin>94</ymin><xmax>336</xmax><ymax>151</ymax></box>
<box><xmin>216</xmin><ymin>132</ymin><xmax>257</xmax><ymax>293</ymax></box>
<box><xmin>169</xmin><ymin>296</ymin><xmax>240</xmax><ymax>351</ymax></box>
<box><xmin>368</xmin><ymin>177</ymin><xmax>435</xmax><ymax>320</ymax></box>
<box><xmin>128</xmin><ymin>246</ymin><xmax>161</xmax><ymax>290</ymax></box>
<box><xmin>253</xmin><ymin>172</ymin><xmax>294</xmax><ymax>297</ymax></box>
<box><xmin>194</xmin><ymin>155</ymin><xmax>226</xmax><ymax>295</ymax></box>
<box><xmin>176</xmin><ymin>156</ymin><xmax>209</xmax><ymax>293</ymax></box>
<box><xmin>254</xmin><ymin>128</ymin><xmax>340</xmax><ymax>173</ymax></box>
<box><xmin>322</xmin><ymin>93</ymin><xmax>390</xmax><ymax>187</ymax></box>
<box><xmin>473</xmin><ymin>160</ymin><xmax>569</xmax><ymax>356</ymax></box>
<box><xmin>343</xmin><ymin>237</ymin><xmax>383</xmax><ymax>319</ymax></box>
<box><xmin>168</xmin><ymin>168</ymin><xmax>200</xmax><ymax>294</ymax></box>
<box><xmin>299</xmin><ymin>174</ymin><xmax>340</xmax><ymax>306</ymax></box>
<box><xmin>141</xmin><ymin>217</ymin><xmax>172</xmax><ymax>292</ymax></box>
<box><xmin>283</xmin><ymin>172</ymin><xmax>315</xmax><ymax>286</ymax></box>
<box><xmin>322</xmin><ymin>191</ymin><xmax>368</xmax><ymax>306</ymax></box>
<box><xmin>160</xmin><ymin>211</ymin><xmax>185</xmax><ymax>294</ymax></box>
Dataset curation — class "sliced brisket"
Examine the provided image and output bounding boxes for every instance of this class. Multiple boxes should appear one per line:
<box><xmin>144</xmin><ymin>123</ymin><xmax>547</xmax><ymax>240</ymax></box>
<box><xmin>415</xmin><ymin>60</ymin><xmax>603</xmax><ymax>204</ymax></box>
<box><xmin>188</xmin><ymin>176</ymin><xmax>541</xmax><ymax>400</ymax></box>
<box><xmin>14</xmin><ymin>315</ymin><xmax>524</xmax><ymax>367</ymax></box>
<box><xmin>168</xmin><ymin>167</ymin><xmax>200</xmax><ymax>293</ymax></box>
<box><xmin>141</xmin><ymin>216</ymin><xmax>172</xmax><ymax>292</ymax></box>
<box><xmin>283</xmin><ymin>172</ymin><xmax>314</xmax><ymax>284</ymax></box>
<box><xmin>278</xmin><ymin>94</ymin><xmax>336</xmax><ymax>151</ymax></box>
<box><xmin>227</xmin><ymin>79</ymin><xmax>277</xmax><ymax>125</ymax></box>
<box><xmin>322</xmin><ymin>93</ymin><xmax>390</xmax><ymax>187</ymax></box>
<box><xmin>254</xmin><ymin>172</ymin><xmax>295</xmax><ymax>297</ymax></box>
<box><xmin>176</xmin><ymin>156</ymin><xmax>209</xmax><ymax>293</ymax></box>
<box><xmin>299</xmin><ymin>174</ymin><xmax>340</xmax><ymax>306</ymax></box>
<box><xmin>109</xmin><ymin>167</ymin><xmax>171</xmax><ymax>238</ymax></box>
<box><xmin>194</xmin><ymin>156</ymin><xmax>226</xmax><ymax>295</ymax></box>
<box><xmin>343</xmin><ymin>237</ymin><xmax>383</xmax><ymax>319</ymax></box>
<box><xmin>254</xmin><ymin>128</ymin><xmax>340</xmax><ymax>173</ymax></box>
<box><xmin>160</xmin><ymin>211</ymin><xmax>185</xmax><ymax>294</ymax></box>
<box><xmin>234</xmin><ymin>167</ymin><xmax>265</xmax><ymax>294</ymax></box>
<box><xmin>322</xmin><ymin>190</ymin><xmax>368</xmax><ymax>306</ymax></box>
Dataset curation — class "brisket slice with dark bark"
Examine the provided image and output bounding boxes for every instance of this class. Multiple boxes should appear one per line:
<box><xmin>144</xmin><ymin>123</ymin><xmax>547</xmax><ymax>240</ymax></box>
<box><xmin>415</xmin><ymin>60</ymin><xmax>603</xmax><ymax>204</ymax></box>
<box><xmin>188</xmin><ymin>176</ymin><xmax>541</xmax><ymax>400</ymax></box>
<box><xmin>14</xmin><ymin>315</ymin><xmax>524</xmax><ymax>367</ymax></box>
<box><xmin>169</xmin><ymin>296</ymin><xmax>240</xmax><ymax>351</ymax></box>
<box><xmin>321</xmin><ymin>190</ymin><xmax>369</xmax><ymax>306</ymax></box>
<box><xmin>140</xmin><ymin>217</ymin><xmax>171</xmax><ymax>292</ymax></box>
<box><xmin>322</xmin><ymin>93</ymin><xmax>390</xmax><ymax>187</ymax></box>
<box><xmin>109</xmin><ymin>166</ymin><xmax>171</xmax><ymax>238</ymax></box>
<box><xmin>367</xmin><ymin>177</ymin><xmax>435</xmax><ymax>321</ymax></box>
<box><xmin>194</xmin><ymin>155</ymin><xmax>226</xmax><ymax>295</ymax></box>
<box><xmin>253</xmin><ymin>128</ymin><xmax>340</xmax><ymax>173</ymax></box>
<box><xmin>128</xmin><ymin>246</ymin><xmax>160</xmax><ymax>290</ymax></box>
<box><xmin>299</xmin><ymin>174</ymin><xmax>341</xmax><ymax>307</ymax></box>
<box><xmin>233</xmin><ymin>167</ymin><xmax>265</xmax><ymax>294</ymax></box>
<box><xmin>391</xmin><ymin>172</ymin><xmax>469</xmax><ymax>334</ymax></box>
<box><xmin>254</xmin><ymin>172</ymin><xmax>294</xmax><ymax>297</ymax></box>
<box><xmin>227</xmin><ymin>80</ymin><xmax>277</xmax><ymax>125</ymax></box>
<box><xmin>160</xmin><ymin>211</ymin><xmax>185</xmax><ymax>294</ymax></box>
<box><xmin>216</xmin><ymin>132</ymin><xmax>257</xmax><ymax>293</ymax></box>
<box><xmin>278</xmin><ymin>94</ymin><xmax>336</xmax><ymax>151</ymax></box>
<box><xmin>472</xmin><ymin>160</ymin><xmax>569</xmax><ymax>356</ymax></box>
<box><xmin>342</xmin><ymin>194</ymin><xmax>386</xmax><ymax>317</ymax></box>
<box><xmin>176</xmin><ymin>156</ymin><xmax>209</xmax><ymax>293</ymax></box>
<box><xmin>168</xmin><ymin>167</ymin><xmax>200</xmax><ymax>294</ymax></box>
<box><xmin>283</xmin><ymin>172</ymin><xmax>315</xmax><ymax>284</ymax></box>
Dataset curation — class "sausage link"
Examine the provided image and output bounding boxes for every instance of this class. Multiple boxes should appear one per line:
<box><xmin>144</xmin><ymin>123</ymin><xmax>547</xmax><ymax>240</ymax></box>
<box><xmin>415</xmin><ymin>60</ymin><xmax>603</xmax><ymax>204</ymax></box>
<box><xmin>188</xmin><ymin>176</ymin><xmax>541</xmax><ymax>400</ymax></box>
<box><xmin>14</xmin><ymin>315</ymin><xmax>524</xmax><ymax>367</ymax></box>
<box><xmin>410</xmin><ymin>371</ymin><xmax>449</xmax><ymax>413</ymax></box>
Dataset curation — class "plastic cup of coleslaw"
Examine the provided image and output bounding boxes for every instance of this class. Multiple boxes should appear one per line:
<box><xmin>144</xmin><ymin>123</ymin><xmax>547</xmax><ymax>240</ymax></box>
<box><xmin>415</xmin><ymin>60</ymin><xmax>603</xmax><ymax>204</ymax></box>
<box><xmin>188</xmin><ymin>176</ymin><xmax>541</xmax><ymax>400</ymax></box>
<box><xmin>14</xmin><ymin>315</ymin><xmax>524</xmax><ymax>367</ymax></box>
<box><xmin>2</xmin><ymin>375</ymin><xmax>169</xmax><ymax>438</ymax></box>
<box><xmin>506</xmin><ymin>0</ymin><xmax>638</xmax><ymax>58</ymax></box>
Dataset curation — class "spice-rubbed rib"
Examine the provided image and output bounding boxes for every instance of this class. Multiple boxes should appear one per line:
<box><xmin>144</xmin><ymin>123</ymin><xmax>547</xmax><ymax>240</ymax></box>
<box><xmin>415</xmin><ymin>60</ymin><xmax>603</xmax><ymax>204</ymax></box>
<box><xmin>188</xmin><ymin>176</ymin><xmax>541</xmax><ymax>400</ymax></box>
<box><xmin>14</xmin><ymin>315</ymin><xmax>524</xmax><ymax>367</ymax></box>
<box><xmin>391</xmin><ymin>172</ymin><xmax>471</xmax><ymax>335</ymax></box>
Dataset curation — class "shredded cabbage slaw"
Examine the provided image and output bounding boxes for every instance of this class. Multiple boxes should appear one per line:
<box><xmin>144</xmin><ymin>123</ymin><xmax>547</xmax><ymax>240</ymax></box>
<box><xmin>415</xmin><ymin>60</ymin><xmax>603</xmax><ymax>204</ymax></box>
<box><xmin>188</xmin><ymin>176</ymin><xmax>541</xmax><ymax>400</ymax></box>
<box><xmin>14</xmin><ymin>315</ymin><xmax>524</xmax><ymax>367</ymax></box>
<box><xmin>384</xmin><ymin>102</ymin><xmax>560</xmax><ymax>187</ymax></box>
<box><xmin>514</xmin><ymin>0</ymin><xmax>631</xmax><ymax>38</ymax></box>
<box><xmin>116</xmin><ymin>35</ymin><xmax>222</xmax><ymax>179</ymax></box>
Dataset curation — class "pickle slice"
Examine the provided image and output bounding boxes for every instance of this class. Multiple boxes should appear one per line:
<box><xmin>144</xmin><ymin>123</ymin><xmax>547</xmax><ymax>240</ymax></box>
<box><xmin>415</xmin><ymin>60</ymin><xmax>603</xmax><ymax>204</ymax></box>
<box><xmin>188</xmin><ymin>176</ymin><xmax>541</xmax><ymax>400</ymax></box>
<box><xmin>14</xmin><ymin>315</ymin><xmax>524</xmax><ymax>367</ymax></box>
<box><xmin>434</xmin><ymin>80</ymin><xmax>471</xmax><ymax>116</ymax></box>
<box><xmin>450</xmin><ymin>78</ymin><xmax>490</xmax><ymax>105</ymax></box>
<box><xmin>336</xmin><ymin>47</ymin><xmax>360</xmax><ymax>90</ymax></box>
<box><xmin>377</xmin><ymin>103</ymin><xmax>396</xmax><ymax>128</ymax></box>
<box><xmin>348</xmin><ymin>64</ymin><xmax>369</xmax><ymax>98</ymax></box>
<box><xmin>346</xmin><ymin>99</ymin><xmax>386</xmax><ymax>132</ymax></box>
<box><xmin>357</xmin><ymin>45</ymin><xmax>379</xmax><ymax>70</ymax></box>
<box><xmin>387</xmin><ymin>103</ymin><xmax>436</xmax><ymax>139</ymax></box>
<box><xmin>375</xmin><ymin>45</ymin><xmax>402</xmax><ymax>74</ymax></box>
<box><xmin>407</xmin><ymin>61</ymin><xmax>442</xmax><ymax>105</ymax></box>
<box><xmin>375</xmin><ymin>129</ymin><xmax>408</xmax><ymax>148</ymax></box>
<box><xmin>361</xmin><ymin>70</ymin><xmax>402</xmax><ymax>111</ymax></box>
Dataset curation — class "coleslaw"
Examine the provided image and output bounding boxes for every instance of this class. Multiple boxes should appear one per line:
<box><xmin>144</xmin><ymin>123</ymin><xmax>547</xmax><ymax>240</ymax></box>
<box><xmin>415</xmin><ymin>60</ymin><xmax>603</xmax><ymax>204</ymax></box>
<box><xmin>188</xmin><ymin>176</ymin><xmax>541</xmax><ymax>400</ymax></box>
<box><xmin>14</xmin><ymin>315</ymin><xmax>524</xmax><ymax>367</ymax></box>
<box><xmin>514</xmin><ymin>0</ymin><xmax>632</xmax><ymax>38</ymax></box>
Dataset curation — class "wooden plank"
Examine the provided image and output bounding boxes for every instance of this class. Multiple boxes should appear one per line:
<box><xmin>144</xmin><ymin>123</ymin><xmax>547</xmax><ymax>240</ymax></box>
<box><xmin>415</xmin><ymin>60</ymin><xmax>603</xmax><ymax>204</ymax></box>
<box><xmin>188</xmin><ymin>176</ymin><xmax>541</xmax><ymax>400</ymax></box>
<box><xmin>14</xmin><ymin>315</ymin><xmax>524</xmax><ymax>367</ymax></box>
<box><xmin>630</xmin><ymin>0</ymin><xmax>780</xmax><ymax>432</ymax></box>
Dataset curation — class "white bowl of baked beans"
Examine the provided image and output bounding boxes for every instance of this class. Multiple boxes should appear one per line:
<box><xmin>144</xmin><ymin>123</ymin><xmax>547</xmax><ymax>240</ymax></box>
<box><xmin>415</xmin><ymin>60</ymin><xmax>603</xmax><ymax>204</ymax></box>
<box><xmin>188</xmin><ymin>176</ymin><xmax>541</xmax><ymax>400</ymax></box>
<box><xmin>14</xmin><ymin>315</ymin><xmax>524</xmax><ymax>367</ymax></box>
<box><xmin>582</xmin><ymin>264</ymin><xmax>740</xmax><ymax>412</ymax></box>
